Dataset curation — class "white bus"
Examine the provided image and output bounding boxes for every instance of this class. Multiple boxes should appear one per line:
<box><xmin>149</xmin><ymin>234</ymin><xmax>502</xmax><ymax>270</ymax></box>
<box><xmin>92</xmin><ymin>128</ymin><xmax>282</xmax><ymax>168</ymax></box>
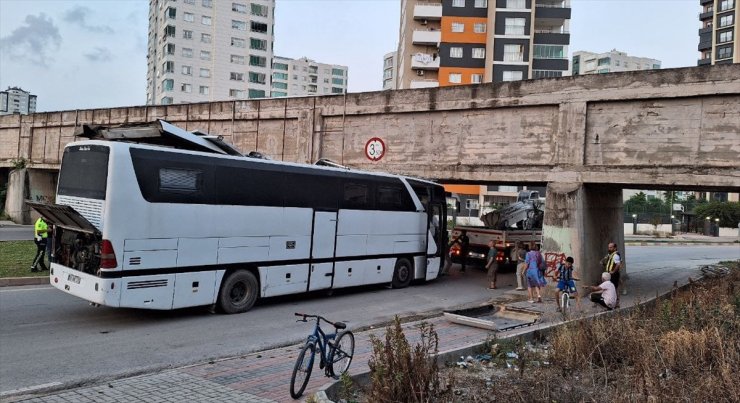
<box><xmin>29</xmin><ymin>121</ymin><xmax>448</xmax><ymax>314</ymax></box>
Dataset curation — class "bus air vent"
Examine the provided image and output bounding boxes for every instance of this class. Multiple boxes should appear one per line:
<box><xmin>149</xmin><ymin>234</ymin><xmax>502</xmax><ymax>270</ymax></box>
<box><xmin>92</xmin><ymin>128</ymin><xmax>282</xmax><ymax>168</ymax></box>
<box><xmin>127</xmin><ymin>279</ymin><xmax>168</xmax><ymax>289</ymax></box>
<box><xmin>129</xmin><ymin>257</ymin><xmax>142</xmax><ymax>265</ymax></box>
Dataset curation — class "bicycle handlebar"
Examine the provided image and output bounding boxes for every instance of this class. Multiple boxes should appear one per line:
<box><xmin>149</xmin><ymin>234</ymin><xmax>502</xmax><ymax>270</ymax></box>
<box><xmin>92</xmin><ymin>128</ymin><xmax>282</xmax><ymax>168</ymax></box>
<box><xmin>294</xmin><ymin>312</ymin><xmax>338</xmax><ymax>327</ymax></box>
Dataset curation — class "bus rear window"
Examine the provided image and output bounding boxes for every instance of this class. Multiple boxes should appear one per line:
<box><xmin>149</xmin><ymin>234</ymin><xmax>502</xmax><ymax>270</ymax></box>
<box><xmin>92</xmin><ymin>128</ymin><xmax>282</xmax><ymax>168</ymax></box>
<box><xmin>58</xmin><ymin>145</ymin><xmax>110</xmax><ymax>200</ymax></box>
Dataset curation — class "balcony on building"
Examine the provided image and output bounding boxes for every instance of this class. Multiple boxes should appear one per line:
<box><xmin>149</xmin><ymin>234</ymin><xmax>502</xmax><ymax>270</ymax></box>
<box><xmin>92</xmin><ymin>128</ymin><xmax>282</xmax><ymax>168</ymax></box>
<box><xmin>698</xmin><ymin>26</ymin><xmax>713</xmax><ymax>35</ymax></box>
<box><xmin>413</xmin><ymin>2</ymin><xmax>442</xmax><ymax>21</ymax></box>
<box><xmin>534</xmin><ymin>0</ymin><xmax>571</xmax><ymax>20</ymax></box>
<box><xmin>698</xmin><ymin>40</ymin><xmax>712</xmax><ymax>51</ymax></box>
<box><xmin>700</xmin><ymin>0</ymin><xmax>713</xmax><ymax>4</ymax></box>
<box><xmin>532</xmin><ymin>58</ymin><xmax>568</xmax><ymax>71</ymax></box>
<box><xmin>533</xmin><ymin>28</ymin><xmax>570</xmax><ymax>45</ymax></box>
<box><xmin>697</xmin><ymin>58</ymin><xmax>712</xmax><ymax>66</ymax></box>
<box><xmin>410</xmin><ymin>80</ymin><xmax>439</xmax><ymax>89</ymax></box>
<box><xmin>412</xmin><ymin>29</ymin><xmax>442</xmax><ymax>46</ymax></box>
<box><xmin>699</xmin><ymin>10</ymin><xmax>714</xmax><ymax>20</ymax></box>
<box><xmin>411</xmin><ymin>53</ymin><xmax>440</xmax><ymax>70</ymax></box>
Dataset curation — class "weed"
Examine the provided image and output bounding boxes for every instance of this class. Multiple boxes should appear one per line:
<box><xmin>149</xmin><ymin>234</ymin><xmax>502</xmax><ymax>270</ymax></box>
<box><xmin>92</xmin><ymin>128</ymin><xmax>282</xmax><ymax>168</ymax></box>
<box><xmin>367</xmin><ymin>316</ymin><xmax>449</xmax><ymax>403</ymax></box>
<box><xmin>337</xmin><ymin>372</ymin><xmax>358</xmax><ymax>403</ymax></box>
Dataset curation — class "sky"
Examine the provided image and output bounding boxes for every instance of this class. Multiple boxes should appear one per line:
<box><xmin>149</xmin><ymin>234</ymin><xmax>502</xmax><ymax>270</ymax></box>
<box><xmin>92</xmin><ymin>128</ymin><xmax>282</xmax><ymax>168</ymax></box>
<box><xmin>0</xmin><ymin>0</ymin><xmax>700</xmax><ymax>112</ymax></box>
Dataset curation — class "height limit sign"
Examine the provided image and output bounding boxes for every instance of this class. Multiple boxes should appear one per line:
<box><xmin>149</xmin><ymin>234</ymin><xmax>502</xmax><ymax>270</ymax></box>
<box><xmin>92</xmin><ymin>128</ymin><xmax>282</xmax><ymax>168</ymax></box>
<box><xmin>365</xmin><ymin>137</ymin><xmax>386</xmax><ymax>161</ymax></box>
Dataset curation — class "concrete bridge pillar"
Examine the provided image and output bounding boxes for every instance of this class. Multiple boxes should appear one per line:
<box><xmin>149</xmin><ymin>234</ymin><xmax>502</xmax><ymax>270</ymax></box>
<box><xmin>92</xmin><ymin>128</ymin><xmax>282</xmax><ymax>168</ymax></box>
<box><xmin>542</xmin><ymin>183</ymin><xmax>625</xmax><ymax>291</ymax></box>
<box><xmin>3</xmin><ymin>168</ymin><xmax>57</xmax><ymax>225</ymax></box>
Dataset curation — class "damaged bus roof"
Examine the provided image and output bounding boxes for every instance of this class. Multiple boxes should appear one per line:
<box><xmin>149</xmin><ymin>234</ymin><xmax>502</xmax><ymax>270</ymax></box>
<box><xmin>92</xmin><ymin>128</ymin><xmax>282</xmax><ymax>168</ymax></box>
<box><xmin>74</xmin><ymin>120</ymin><xmax>243</xmax><ymax>156</ymax></box>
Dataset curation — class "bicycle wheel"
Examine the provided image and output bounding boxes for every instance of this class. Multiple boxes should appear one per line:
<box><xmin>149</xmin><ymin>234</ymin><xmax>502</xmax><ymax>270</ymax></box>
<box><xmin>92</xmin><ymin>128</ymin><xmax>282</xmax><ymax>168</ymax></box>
<box><xmin>328</xmin><ymin>331</ymin><xmax>355</xmax><ymax>378</ymax></box>
<box><xmin>290</xmin><ymin>342</ymin><xmax>315</xmax><ymax>399</ymax></box>
<box><xmin>560</xmin><ymin>292</ymin><xmax>570</xmax><ymax>317</ymax></box>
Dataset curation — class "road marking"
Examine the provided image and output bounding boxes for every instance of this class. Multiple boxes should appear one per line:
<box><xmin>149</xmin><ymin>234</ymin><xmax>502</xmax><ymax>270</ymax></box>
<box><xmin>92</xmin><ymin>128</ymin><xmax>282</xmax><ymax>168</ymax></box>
<box><xmin>0</xmin><ymin>382</ymin><xmax>63</xmax><ymax>397</ymax></box>
<box><xmin>0</xmin><ymin>286</ymin><xmax>54</xmax><ymax>293</ymax></box>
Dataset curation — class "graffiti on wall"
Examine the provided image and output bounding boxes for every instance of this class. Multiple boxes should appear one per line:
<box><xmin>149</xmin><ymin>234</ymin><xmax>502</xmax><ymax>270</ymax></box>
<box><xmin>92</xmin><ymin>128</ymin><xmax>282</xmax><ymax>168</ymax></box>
<box><xmin>544</xmin><ymin>252</ymin><xmax>566</xmax><ymax>280</ymax></box>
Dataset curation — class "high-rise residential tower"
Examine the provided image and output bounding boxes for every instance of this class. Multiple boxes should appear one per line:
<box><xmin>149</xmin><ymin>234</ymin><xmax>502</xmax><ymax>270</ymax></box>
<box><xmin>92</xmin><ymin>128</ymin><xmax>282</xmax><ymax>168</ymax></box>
<box><xmin>271</xmin><ymin>56</ymin><xmax>348</xmax><ymax>97</ymax></box>
<box><xmin>698</xmin><ymin>0</ymin><xmax>738</xmax><ymax>65</ymax></box>
<box><xmin>146</xmin><ymin>0</ymin><xmax>275</xmax><ymax>105</ymax></box>
<box><xmin>396</xmin><ymin>0</ymin><xmax>570</xmax><ymax>89</ymax></box>
<box><xmin>0</xmin><ymin>87</ymin><xmax>37</xmax><ymax>115</ymax></box>
<box><xmin>572</xmin><ymin>50</ymin><xmax>661</xmax><ymax>75</ymax></box>
<box><xmin>382</xmin><ymin>52</ymin><xmax>398</xmax><ymax>90</ymax></box>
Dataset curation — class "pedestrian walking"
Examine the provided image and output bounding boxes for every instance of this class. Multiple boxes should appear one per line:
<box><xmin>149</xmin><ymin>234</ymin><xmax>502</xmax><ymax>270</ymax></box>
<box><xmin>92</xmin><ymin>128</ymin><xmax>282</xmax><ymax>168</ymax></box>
<box><xmin>525</xmin><ymin>244</ymin><xmax>546</xmax><ymax>303</ymax></box>
<box><xmin>485</xmin><ymin>240</ymin><xmax>498</xmax><ymax>289</ymax></box>
<box><xmin>31</xmin><ymin>217</ymin><xmax>49</xmax><ymax>272</ymax></box>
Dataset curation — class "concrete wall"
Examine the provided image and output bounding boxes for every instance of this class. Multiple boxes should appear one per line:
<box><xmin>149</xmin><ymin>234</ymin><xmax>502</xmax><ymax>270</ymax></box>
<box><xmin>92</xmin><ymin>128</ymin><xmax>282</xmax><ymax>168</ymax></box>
<box><xmin>2</xmin><ymin>168</ymin><xmax>57</xmax><ymax>224</ymax></box>
<box><xmin>0</xmin><ymin>64</ymin><xmax>738</xmax><ymax>190</ymax></box>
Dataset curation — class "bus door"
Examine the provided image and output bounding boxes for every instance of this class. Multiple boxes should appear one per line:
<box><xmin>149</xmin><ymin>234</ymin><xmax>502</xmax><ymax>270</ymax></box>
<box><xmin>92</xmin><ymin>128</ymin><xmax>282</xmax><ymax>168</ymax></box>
<box><xmin>428</xmin><ymin>201</ymin><xmax>446</xmax><ymax>271</ymax></box>
<box><xmin>308</xmin><ymin>211</ymin><xmax>337</xmax><ymax>291</ymax></box>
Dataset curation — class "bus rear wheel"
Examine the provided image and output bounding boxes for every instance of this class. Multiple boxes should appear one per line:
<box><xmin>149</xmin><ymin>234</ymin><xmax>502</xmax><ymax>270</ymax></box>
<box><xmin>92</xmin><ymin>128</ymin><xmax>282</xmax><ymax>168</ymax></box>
<box><xmin>218</xmin><ymin>270</ymin><xmax>259</xmax><ymax>314</ymax></box>
<box><xmin>391</xmin><ymin>258</ymin><xmax>412</xmax><ymax>289</ymax></box>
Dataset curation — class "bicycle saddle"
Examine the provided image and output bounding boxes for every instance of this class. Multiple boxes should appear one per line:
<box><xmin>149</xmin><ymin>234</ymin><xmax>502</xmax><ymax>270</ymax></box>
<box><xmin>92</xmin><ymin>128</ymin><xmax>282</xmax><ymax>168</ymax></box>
<box><xmin>334</xmin><ymin>322</ymin><xmax>346</xmax><ymax>330</ymax></box>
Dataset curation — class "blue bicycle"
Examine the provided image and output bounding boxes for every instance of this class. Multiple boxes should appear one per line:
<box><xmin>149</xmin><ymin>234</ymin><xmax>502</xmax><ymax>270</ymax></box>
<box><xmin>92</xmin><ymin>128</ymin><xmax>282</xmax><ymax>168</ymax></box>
<box><xmin>290</xmin><ymin>313</ymin><xmax>355</xmax><ymax>399</ymax></box>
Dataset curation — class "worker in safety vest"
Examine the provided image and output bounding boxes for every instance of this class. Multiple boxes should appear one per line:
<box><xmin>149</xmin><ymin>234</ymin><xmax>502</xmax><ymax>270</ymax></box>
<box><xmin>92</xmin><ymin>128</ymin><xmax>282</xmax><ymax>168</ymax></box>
<box><xmin>31</xmin><ymin>217</ymin><xmax>49</xmax><ymax>272</ymax></box>
<box><xmin>601</xmin><ymin>242</ymin><xmax>622</xmax><ymax>292</ymax></box>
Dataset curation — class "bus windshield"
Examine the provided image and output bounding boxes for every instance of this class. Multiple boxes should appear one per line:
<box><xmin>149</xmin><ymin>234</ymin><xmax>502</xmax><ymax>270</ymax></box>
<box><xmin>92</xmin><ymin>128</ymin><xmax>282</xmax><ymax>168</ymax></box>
<box><xmin>58</xmin><ymin>145</ymin><xmax>110</xmax><ymax>200</ymax></box>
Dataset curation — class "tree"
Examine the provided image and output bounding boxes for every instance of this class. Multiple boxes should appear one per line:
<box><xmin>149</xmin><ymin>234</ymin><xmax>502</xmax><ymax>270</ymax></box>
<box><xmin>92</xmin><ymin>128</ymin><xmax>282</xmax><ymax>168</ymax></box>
<box><xmin>693</xmin><ymin>201</ymin><xmax>740</xmax><ymax>228</ymax></box>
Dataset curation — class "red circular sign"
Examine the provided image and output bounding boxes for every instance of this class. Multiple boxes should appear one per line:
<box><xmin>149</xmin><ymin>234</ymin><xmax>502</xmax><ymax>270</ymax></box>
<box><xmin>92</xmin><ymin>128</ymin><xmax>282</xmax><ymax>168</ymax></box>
<box><xmin>365</xmin><ymin>137</ymin><xmax>386</xmax><ymax>161</ymax></box>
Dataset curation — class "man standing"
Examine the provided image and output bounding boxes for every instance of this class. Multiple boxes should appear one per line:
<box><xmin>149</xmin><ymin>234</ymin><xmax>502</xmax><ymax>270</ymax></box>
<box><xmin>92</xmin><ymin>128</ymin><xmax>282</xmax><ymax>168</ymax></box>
<box><xmin>485</xmin><ymin>240</ymin><xmax>498</xmax><ymax>289</ymax></box>
<box><xmin>31</xmin><ymin>217</ymin><xmax>49</xmax><ymax>272</ymax></box>
<box><xmin>514</xmin><ymin>242</ymin><xmax>527</xmax><ymax>291</ymax></box>
<box><xmin>602</xmin><ymin>242</ymin><xmax>622</xmax><ymax>292</ymax></box>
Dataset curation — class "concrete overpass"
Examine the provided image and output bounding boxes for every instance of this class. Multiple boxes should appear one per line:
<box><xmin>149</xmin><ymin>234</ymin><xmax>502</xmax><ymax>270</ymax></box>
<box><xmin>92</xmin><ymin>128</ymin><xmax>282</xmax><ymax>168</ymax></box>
<box><xmin>2</xmin><ymin>64</ymin><xmax>739</xmax><ymax>286</ymax></box>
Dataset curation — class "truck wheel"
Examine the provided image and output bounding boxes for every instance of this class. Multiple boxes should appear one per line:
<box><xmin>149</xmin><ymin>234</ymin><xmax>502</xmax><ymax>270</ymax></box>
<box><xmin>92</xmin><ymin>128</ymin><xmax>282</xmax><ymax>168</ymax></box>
<box><xmin>391</xmin><ymin>258</ymin><xmax>413</xmax><ymax>289</ymax></box>
<box><xmin>218</xmin><ymin>270</ymin><xmax>259</xmax><ymax>314</ymax></box>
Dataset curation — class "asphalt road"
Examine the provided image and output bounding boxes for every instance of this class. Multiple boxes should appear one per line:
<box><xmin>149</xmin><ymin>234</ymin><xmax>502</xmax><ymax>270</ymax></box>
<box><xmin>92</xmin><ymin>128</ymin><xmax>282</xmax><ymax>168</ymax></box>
<box><xmin>0</xmin><ymin>225</ymin><xmax>33</xmax><ymax>241</ymax></box>
<box><xmin>0</xmin><ymin>245</ymin><xmax>737</xmax><ymax>395</ymax></box>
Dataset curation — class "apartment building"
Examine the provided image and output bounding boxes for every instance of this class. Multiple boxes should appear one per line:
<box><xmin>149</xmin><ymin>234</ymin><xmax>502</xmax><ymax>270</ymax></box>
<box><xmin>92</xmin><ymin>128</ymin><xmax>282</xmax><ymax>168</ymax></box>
<box><xmin>0</xmin><ymin>87</ymin><xmax>37</xmax><ymax>115</ymax></box>
<box><xmin>396</xmin><ymin>0</ymin><xmax>570</xmax><ymax>89</ymax></box>
<box><xmin>382</xmin><ymin>52</ymin><xmax>398</xmax><ymax>90</ymax></box>
<box><xmin>146</xmin><ymin>0</ymin><xmax>275</xmax><ymax>105</ymax></box>
<box><xmin>572</xmin><ymin>50</ymin><xmax>661</xmax><ymax>75</ymax></box>
<box><xmin>271</xmin><ymin>56</ymin><xmax>348</xmax><ymax>97</ymax></box>
<box><xmin>699</xmin><ymin>0</ymin><xmax>738</xmax><ymax>65</ymax></box>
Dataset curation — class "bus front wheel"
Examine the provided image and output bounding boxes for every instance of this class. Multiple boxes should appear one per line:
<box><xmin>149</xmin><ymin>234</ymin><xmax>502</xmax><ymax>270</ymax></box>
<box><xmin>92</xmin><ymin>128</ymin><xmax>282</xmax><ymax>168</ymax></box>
<box><xmin>218</xmin><ymin>270</ymin><xmax>259</xmax><ymax>314</ymax></box>
<box><xmin>391</xmin><ymin>258</ymin><xmax>412</xmax><ymax>289</ymax></box>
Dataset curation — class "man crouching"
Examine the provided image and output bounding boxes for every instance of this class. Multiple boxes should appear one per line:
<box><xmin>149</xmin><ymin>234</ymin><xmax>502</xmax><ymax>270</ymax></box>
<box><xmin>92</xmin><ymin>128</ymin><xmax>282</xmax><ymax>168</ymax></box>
<box><xmin>584</xmin><ymin>272</ymin><xmax>617</xmax><ymax>310</ymax></box>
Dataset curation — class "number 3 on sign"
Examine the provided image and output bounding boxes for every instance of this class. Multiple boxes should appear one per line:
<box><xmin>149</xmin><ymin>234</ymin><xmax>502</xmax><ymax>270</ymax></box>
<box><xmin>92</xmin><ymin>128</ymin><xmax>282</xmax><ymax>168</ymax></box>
<box><xmin>365</xmin><ymin>137</ymin><xmax>386</xmax><ymax>161</ymax></box>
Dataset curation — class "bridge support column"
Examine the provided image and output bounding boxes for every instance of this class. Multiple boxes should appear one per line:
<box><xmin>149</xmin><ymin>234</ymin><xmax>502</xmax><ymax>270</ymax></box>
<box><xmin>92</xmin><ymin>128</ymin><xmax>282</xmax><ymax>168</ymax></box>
<box><xmin>542</xmin><ymin>183</ymin><xmax>625</xmax><ymax>291</ymax></box>
<box><xmin>3</xmin><ymin>168</ymin><xmax>57</xmax><ymax>225</ymax></box>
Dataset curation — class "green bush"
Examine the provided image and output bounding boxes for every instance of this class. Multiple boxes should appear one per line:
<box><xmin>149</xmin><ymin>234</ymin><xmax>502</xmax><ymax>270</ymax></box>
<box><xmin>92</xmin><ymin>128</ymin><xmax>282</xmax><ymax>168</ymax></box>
<box><xmin>694</xmin><ymin>201</ymin><xmax>740</xmax><ymax>227</ymax></box>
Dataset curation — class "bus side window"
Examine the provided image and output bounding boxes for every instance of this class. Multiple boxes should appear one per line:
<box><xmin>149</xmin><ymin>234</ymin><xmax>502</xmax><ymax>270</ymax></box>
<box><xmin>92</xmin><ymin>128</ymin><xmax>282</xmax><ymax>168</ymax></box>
<box><xmin>343</xmin><ymin>182</ymin><xmax>369</xmax><ymax>210</ymax></box>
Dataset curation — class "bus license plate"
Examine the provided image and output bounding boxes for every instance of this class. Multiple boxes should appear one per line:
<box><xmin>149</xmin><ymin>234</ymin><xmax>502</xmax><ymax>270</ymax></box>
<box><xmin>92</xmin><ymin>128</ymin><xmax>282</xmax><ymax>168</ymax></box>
<box><xmin>68</xmin><ymin>274</ymin><xmax>81</xmax><ymax>284</ymax></box>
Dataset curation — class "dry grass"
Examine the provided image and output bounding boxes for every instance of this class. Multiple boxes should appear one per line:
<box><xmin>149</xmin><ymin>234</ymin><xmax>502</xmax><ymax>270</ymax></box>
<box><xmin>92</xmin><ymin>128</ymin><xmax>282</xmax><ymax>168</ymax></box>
<box><xmin>366</xmin><ymin>316</ymin><xmax>453</xmax><ymax>403</ymax></box>
<box><xmin>436</xmin><ymin>262</ymin><xmax>738</xmax><ymax>402</ymax></box>
<box><xmin>545</xmin><ymin>261</ymin><xmax>740</xmax><ymax>402</ymax></box>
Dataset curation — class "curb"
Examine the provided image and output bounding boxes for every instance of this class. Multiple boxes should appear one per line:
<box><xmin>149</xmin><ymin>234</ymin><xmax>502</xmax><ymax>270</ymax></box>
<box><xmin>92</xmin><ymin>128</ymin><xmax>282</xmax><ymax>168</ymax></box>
<box><xmin>624</xmin><ymin>241</ymin><xmax>737</xmax><ymax>246</ymax></box>
<box><xmin>0</xmin><ymin>276</ymin><xmax>49</xmax><ymax>287</ymax></box>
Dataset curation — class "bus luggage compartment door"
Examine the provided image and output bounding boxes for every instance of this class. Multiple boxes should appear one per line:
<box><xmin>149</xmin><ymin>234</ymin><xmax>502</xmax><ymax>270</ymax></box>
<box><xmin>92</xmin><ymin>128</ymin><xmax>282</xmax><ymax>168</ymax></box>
<box><xmin>309</xmin><ymin>211</ymin><xmax>336</xmax><ymax>291</ymax></box>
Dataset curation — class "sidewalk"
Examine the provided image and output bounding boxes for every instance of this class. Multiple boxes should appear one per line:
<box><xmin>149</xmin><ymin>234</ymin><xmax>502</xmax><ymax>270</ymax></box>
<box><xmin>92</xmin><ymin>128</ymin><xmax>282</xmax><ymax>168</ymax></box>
<box><xmin>625</xmin><ymin>233</ymin><xmax>738</xmax><ymax>246</ymax></box>
<box><xmin>5</xmin><ymin>262</ymin><xmax>711</xmax><ymax>403</ymax></box>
